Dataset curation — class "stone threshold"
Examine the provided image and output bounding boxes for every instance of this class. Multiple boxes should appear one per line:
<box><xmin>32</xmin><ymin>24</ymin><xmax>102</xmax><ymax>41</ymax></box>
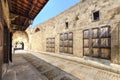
<box><xmin>25</xmin><ymin>50</ymin><xmax>120</xmax><ymax>74</ymax></box>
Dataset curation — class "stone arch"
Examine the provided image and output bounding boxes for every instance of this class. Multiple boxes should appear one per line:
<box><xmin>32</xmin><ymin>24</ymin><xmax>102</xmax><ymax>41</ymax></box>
<box><xmin>35</xmin><ymin>27</ymin><xmax>40</xmax><ymax>33</ymax></box>
<box><xmin>12</xmin><ymin>31</ymin><xmax>29</xmax><ymax>50</ymax></box>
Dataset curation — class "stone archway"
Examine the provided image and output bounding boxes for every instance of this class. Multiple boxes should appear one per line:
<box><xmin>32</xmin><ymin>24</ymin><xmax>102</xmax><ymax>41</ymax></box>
<box><xmin>12</xmin><ymin>31</ymin><xmax>29</xmax><ymax>50</ymax></box>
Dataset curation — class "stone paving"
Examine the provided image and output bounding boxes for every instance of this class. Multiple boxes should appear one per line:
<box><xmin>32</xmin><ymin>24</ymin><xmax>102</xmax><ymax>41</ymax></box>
<box><xmin>4</xmin><ymin>51</ymin><xmax>120</xmax><ymax>80</ymax></box>
<box><xmin>3</xmin><ymin>54</ymin><xmax>47</xmax><ymax>80</ymax></box>
<box><xmin>22</xmin><ymin>52</ymin><xmax>120</xmax><ymax>80</ymax></box>
<box><xmin>22</xmin><ymin>54</ymin><xmax>80</xmax><ymax>80</ymax></box>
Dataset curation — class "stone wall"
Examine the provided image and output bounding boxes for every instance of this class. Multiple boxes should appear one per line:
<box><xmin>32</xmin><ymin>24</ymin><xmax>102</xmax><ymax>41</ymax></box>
<box><xmin>0</xmin><ymin>0</ymin><xmax>11</xmax><ymax>79</ymax></box>
<box><xmin>26</xmin><ymin>0</ymin><xmax>120</xmax><ymax>64</ymax></box>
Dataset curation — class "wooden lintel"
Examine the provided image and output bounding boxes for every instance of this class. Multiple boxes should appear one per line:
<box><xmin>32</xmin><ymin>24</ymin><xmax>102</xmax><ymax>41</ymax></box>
<box><xmin>11</xmin><ymin>23</ymin><xmax>26</xmax><ymax>28</ymax></box>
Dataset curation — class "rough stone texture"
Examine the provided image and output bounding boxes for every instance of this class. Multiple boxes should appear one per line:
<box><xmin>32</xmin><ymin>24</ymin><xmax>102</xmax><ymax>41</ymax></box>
<box><xmin>26</xmin><ymin>0</ymin><xmax>120</xmax><ymax>65</ymax></box>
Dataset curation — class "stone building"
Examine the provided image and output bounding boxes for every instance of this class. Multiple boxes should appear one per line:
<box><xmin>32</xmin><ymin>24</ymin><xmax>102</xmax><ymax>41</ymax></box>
<box><xmin>0</xmin><ymin>0</ymin><xmax>48</xmax><ymax>79</ymax></box>
<box><xmin>0</xmin><ymin>0</ymin><xmax>119</xmax><ymax>80</ymax></box>
<box><xmin>27</xmin><ymin>0</ymin><xmax>120</xmax><ymax>65</ymax></box>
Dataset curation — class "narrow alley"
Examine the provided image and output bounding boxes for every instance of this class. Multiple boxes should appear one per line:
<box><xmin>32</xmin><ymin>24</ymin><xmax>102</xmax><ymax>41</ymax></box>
<box><xmin>3</xmin><ymin>51</ymin><xmax>120</xmax><ymax>80</ymax></box>
<box><xmin>0</xmin><ymin>0</ymin><xmax>120</xmax><ymax>80</ymax></box>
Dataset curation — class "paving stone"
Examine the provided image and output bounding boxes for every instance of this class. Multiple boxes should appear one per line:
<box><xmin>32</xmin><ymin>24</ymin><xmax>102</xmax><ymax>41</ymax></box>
<box><xmin>29</xmin><ymin>52</ymin><xmax>120</xmax><ymax>80</ymax></box>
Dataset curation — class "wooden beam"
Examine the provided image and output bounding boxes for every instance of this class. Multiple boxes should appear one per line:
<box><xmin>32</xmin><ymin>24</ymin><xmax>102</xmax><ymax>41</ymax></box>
<box><xmin>11</xmin><ymin>7</ymin><xmax>28</xmax><ymax>15</ymax></box>
<box><xmin>11</xmin><ymin>5</ymin><xmax>29</xmax><ymax>12</ymax></box>
<box><xmin>11</xmin><ymin>22</ymin><xmax>26</xmax><ymax>28</ymax></box>
<box><xmin>24</xmin><ymin>0</ymin><xmax>37</xmax><ymax>26</ymax></box>
<box><xmin>10</xmin><ymin>13</ymin><xmax>32</xmax><ymax>20</ymax></box>
<box><xmin>10</xmin><ymin>11</ymin><xmax>32</xmax><ymax>19</ymax></box>
<box><xmin>19</xmin><ymin>0</ymin><xmax>43</xmax><ymax>8</ymax></box>
<box><xmin>28</xmin><ymin>0</ymin><xmax>37</xmax><ymax>15</ymax></box>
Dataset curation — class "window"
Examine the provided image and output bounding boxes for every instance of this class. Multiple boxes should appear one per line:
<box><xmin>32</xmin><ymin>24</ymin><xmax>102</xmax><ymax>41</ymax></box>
<box><xmin>65</xmin><ymin>22</ymin><xmax>68</xmax><ymax>29</ymax></box>
<box><xmin>92</xmin><ymin>11</ymin><xmax>100</xmax><ymax>21</ymax></box>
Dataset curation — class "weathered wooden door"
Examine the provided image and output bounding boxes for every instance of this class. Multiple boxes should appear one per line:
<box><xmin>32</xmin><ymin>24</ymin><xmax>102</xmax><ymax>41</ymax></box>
<box><xmin>59</xmin><ymin>32</ymin><xmax>73</xmax><ymax>54</ymax></box>
<box><xmin>83</xmin><ymin>26</ymin><xmax>111</xmax><ymax>60</ymax></box>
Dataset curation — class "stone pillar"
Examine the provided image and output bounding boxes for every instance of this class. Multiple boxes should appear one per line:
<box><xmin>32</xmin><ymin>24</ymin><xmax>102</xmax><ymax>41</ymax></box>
<box><xmin>73</xmin><ymin>30</ymin><xmax>83</xmax><ymax>57</ymax></box>
<box><xmin>55</xmin><ymin>34</ymin><xmax>59</xmax><ymax>53</ymax></box>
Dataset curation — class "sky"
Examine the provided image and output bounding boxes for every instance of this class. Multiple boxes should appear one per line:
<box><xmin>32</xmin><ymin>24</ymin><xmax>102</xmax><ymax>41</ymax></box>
<box><xmin>30</xmin><ymin>0</ymin><xmax>80</xmax><ymax>28</ymax></box>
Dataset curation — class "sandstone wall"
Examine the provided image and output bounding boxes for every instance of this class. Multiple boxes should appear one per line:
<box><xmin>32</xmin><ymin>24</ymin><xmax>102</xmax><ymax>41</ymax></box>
<box><xmin>27</xmin><ymin>0</ymin><xmax>120</xmax><ymax>64</ymax></box>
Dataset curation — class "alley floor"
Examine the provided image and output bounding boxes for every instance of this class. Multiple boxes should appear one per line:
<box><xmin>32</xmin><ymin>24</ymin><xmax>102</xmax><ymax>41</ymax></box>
<box><xmin>3</xmin><ymin>50</ymin><xmax>120</xmax><ymax>80</ymax></box>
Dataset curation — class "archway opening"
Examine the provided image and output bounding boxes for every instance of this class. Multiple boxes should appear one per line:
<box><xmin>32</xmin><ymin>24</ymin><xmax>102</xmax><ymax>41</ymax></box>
<box><xmin>12</xmin><ymin>31</ymin><xmax>29</xmax><ymax>51</ymax></box>
<box><xmin>14</xmin><ymin>41</ymin><xmax>24</xmax><ymax>50</ymax></box>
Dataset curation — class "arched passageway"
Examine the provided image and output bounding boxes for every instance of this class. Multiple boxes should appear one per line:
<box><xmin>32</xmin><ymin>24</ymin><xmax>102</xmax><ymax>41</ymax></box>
<box><xmin>12</xmin><ymin>31</ymin><xmax>29</xmax><ymax>51</ymax></box>
<box><xmin>14</xmin><ymin>41</ymin><xmax>24</xmax><ymax>50</ymax></box>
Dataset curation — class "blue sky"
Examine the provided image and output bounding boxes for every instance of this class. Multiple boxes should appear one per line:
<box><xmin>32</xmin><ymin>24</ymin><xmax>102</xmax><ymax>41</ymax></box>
<box><xmin>30</xmin><ymin>0</ymin><xmax>80</xmax><ymax>28</ymax></box>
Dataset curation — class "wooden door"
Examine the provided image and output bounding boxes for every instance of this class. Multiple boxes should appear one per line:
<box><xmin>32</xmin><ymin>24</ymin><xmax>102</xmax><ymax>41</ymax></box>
<box><xmin>59</xmin><ymin>32</ymin><xmax>73</xmax><ymax>54</ymax></box>
<box><xmin>83</xmin><ymin>26</ymin><xmax>111</xmax><ymax>60</ymax></box>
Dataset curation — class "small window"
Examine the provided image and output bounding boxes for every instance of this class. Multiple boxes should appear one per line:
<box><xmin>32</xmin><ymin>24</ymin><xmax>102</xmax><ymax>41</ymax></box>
<box><xmin>65</xmin><ymin>22</ymin><xmax>68</xmax><ymax>29</ymax></box>
<box><xmin>93</xmin><ymin>11</ymin><xmax>100</xmax><ymax>21</ymax></box>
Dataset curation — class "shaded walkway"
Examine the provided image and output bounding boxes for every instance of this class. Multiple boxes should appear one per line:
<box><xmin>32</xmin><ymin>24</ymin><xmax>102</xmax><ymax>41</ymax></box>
<box><xmin>3</xmin><ymin>54</ymin><xmax>46</xmax><ymax>80</ymax></box>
